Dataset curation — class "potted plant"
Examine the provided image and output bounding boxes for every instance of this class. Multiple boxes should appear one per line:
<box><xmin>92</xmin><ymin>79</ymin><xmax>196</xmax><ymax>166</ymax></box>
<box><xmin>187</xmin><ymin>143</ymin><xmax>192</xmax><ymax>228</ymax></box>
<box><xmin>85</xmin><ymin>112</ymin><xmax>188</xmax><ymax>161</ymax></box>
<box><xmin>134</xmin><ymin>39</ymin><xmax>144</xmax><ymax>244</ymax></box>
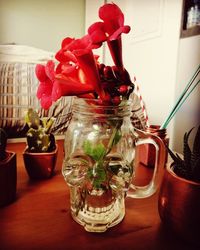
<box><xmin>23</xmin><ymin>108</ymin><xmax>58</xmax><ymax>179</ymax></box>
<box><xmin>0</xmin><ymin>128</ymin><xmax>17</xmax><ymax>206</ymax></box>
<box><xmin>158</xmin><ymin>125</ymin><xmax>200</xmax><ymax>246</ymax></box>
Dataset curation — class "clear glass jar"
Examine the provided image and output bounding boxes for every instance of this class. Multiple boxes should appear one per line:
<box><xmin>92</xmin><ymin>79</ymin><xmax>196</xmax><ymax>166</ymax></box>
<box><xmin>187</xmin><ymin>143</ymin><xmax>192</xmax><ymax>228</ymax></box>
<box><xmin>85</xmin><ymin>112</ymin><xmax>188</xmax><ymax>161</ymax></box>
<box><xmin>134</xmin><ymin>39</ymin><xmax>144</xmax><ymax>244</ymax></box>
<box><xmin>62</xmin><ymin>98</ymin><xmax>165</xmax><ymax>232</ymax></box>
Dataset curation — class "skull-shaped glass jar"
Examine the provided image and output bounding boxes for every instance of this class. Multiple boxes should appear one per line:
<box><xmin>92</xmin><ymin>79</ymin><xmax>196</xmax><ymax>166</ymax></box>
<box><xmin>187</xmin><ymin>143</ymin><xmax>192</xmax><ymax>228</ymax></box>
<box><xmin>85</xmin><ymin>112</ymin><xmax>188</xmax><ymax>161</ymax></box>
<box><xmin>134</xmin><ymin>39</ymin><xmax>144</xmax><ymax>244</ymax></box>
<box><xmin>62</xmin><ymin>97</ymin><xmax>165</xmax><ymax>232</ymax></box>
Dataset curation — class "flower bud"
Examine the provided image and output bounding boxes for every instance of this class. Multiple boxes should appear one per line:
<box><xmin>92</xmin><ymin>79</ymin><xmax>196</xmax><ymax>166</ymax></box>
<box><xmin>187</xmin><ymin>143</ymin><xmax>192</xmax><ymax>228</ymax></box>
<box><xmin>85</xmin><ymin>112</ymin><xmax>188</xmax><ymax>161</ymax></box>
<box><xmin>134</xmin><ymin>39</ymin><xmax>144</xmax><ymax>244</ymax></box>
<box><xmin>104</xmin><ymin>66</ymin><xmax>114</xmax><ymax>79</ymax></box>
<box><xmin>112</xmin><ymin>96</ymin><xmax>121</xmax><ymax>105</ymax></box>
<box><xmin>118</xmin><ymin>85</ymin><xmax>128</xmax><ymax>94</ymax></box>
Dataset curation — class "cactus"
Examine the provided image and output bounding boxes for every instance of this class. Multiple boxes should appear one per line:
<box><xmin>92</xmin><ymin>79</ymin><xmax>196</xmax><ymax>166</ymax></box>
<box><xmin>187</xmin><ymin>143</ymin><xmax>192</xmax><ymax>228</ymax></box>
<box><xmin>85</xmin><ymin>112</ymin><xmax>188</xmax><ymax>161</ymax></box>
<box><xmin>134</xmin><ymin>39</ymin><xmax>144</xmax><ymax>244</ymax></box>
<box><xmin>167</xmin><ymin>125</ymin><xmax>200</xmax><ymax>182</ymax></box>
<box><xmin>25</xmin><ymin>109</ymin><xmax>56</xmax><ymax>153</ymax></box>
<box><xmin>0</xmin><ymin>128</ymin><xmax>8</xmax><ymax>161</ymax></box>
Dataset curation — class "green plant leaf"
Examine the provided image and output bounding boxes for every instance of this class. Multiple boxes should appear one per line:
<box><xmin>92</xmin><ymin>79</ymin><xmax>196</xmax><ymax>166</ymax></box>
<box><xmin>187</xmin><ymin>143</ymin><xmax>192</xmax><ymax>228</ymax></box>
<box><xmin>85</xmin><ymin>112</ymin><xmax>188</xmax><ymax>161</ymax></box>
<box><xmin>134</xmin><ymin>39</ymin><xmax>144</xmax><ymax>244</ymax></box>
<box><xmin>83</xmin><ymin>140</ymin><xmax>106</xmax><ymax>161</ymax></box>
<box><xmin>87</xmin><ymin>162</ymin><xmax>107</xmax><ymax>189</ymax></box>
<box><xmin>25</xmin><ymin>108</ymin><xmax>40</xmax><ymax>129</ymax></box>
<box><xmin>168</xmin><ymin>126</ymin><xmax>200</xmax><ymax>182</ymax></box>
<box><xmin>83</xmin><ymin>140</ymin><xmax>92</xmax><ymax>156</ymax></box>
<box><xmin>192</xmin><ymin>125</ymin><xmax>200</xmax><ymax>165</ymax></box>
<box><xmin>192</xmin><ymin>157</ymin><xmax>200</xmax><ymax>182</ymax></box>
<box><xmin>173</xmin><ymin>163</ymin><xmax>188</xmax><ymax>179</ymax></box>
<box><xmin>167</xmin><ymin>146</ymin><xmax>183</xmax><ymax>165</ymax></box>
<box><xmin>183</xmin><ymin>128</ymin><xmax>193</xmax><ymax>171</ymax></box>
<box><xmin>113</xmin><ymin>129</ymin><xmax>122</xmax><ymax>146</ymax></box>
<box><xmin>26</xmin><ymin>128</ymin><xmax>50</xmax><ymax>152</ymax></box>
<box><xmin>45</xmin><ymin>118</ymin><xmax>55</xmax><ymax>133</ymax></box>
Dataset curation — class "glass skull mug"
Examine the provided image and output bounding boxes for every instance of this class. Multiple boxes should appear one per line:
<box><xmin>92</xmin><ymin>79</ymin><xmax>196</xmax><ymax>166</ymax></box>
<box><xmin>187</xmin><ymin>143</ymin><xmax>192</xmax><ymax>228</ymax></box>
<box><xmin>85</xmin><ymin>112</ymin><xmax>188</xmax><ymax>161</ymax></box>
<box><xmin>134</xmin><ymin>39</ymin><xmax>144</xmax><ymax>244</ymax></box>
<box><xmin>62</xmin><ymin>98</ymin><xmax>166</xmax><ymax>232</ymax></box>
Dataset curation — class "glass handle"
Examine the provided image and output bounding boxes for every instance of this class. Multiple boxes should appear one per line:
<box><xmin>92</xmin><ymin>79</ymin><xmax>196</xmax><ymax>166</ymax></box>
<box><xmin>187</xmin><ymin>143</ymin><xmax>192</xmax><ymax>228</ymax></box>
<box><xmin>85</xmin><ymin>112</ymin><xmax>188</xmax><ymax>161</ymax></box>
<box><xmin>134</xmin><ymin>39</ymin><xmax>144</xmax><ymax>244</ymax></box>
<box><xmin>127</xmin><ymin>129</ymin><xmax>166</xmax><ymax>198</ymax></box>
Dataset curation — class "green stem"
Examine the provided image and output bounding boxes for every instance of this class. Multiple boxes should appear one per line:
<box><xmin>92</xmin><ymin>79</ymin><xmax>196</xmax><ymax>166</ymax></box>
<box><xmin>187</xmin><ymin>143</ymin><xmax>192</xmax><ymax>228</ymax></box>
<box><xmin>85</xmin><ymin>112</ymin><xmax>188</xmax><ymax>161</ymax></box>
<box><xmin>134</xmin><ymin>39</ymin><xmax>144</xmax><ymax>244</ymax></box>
<box><xmin>162</xmin><ymin>79</ymin><xmax>200</xmax><ymax>129</ymax></box>
<box><xmin>92</xmin><ymin>122</ymin><xmax>121</xmax><ymax>189</ymax></box>
<box><xmin>106</xmin><ymin>125</ymin><xmax>118</xmax><ymax>155</ymax></box>
<box><xmin>161</xmin><ymin>65</ymin><xmax>200</xmax><ymax>129</ymax></box>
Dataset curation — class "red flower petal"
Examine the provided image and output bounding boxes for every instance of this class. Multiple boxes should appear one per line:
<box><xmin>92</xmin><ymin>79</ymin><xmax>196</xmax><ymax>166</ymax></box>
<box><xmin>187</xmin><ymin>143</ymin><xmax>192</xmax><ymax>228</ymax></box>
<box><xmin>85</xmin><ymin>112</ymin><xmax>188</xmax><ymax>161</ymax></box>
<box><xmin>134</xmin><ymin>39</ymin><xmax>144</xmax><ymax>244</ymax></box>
<box><xmin>35</xmin><ymin>64</ymin><xmax>48</xmax><ymax>82</ymax></box>
<box><xmin>88</xmin><ymin>22</ymin><xmax>107</xmax><ymax>44</ymax></box>
<box><xmin>78</xmin><ymin>93</ymin><xmax>95</xmax><ymax>99</ymax></box>
<box><xmin>45</xmin><ymin>60</ymin><xmax>55</xmax><ymax>82</ymax></box>
<box><xmin>55</xmin><ymin>49</ymin><xmax>68</xmax><ymax>62</ymax></box>
<box><xmin>54</xmin><ymin>76</ymin><xmax>94</xmax><ymax>97</ymax></box>
<box><xmin>36</xmin><ymin>83</ymin><xmax>45</xmax><ymax>99</ymax></box>
<box><xmin>36</xmin><ymin>81</ymin><xmax>52</xmax><ymax>99</ymax></box>
<box><xmin>109</xmin><ymin>26</ymin><xmax>131</xmax><ymax>40</ymax></box>
<box><xmin>40</xmin><ymin>95</ymin><xmax>52</xmax><ymax>110</ymax></box>
<box><xmin>61</xmin><ymin>37</ymin><xmax>75</xmax><ymax>50</ymax></box>
<box><xmin>51</xmin><ymin>80</ymin><xmax>62</xmax><ymax>101</ymax></box>
<box><xmin>74</xmin><ymin>50</ymin><xmax>104</xmax><ymax>97</ymax></box>
<box><xmin>61</xmin><ymin>64</ymin><xmax>77</xmax><ymax>75</ymax></box>
<box><xmin>55</xmin><ymin>50</ymin><xmax>77</xmax><ymax>63</ymax></box>
<box><xmin>99</xmin><ymin>3</ymin><xmax>124</xmax><ymax>25</ymax></box>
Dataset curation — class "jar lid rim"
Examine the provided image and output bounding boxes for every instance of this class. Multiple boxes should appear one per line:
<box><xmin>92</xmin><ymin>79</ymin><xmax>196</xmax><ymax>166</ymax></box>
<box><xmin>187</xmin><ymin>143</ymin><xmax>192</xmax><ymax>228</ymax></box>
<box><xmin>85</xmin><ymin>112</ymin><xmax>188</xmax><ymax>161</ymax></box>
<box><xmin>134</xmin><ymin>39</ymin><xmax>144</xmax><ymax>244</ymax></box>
<box><xmin>72</xmin><ymin>97</ymin><xmax>132</xmax><ymax>108</ymax></box>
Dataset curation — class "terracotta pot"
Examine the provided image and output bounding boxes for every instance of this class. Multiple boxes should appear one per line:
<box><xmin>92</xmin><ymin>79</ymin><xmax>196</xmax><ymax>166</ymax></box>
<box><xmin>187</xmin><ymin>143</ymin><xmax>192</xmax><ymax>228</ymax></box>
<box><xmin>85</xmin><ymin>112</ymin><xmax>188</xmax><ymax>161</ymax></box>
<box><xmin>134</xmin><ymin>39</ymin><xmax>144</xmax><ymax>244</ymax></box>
<box><xmin>158</xmin><ymin>163</ymin><xmax>200</xmax><ymax>246</ymax></box>
<box><xmin>23</xmin><ymin>145</ymin><xmax>58</xmax><ymax>180</ymax></box>
<box><xmin>0</xmin><ymin>151</ymin><xmax>17</xmax><ymax>207</ymax></box>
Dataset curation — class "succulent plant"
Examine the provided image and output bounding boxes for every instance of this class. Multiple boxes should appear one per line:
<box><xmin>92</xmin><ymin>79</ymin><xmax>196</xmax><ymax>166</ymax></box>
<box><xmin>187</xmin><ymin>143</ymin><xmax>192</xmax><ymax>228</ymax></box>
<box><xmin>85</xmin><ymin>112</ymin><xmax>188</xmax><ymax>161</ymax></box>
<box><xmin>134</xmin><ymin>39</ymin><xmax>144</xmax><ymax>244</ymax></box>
<box><xmin>167</xmin><ymin>126</ymin><xmax>200</xmax><ymax>182</ymax></box>
<box><xmin>25</xmin><ymin>109</ymin><xmax>56</xmax><ymax>153</ymax></box>
<box><xmin>0</xmin><ymin>128</ymin><xmax>8</xmax><ymax>161</ymax></box>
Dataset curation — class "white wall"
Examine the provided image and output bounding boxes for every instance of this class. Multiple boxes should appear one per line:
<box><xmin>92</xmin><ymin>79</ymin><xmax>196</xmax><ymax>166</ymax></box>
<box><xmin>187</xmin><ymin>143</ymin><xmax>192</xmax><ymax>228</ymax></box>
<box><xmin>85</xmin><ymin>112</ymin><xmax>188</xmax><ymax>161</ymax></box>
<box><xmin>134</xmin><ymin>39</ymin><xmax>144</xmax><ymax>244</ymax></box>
<box><xmin>172</xmin><ymin>35</ymin><xmax>200</xmax><ymax>152</ymax></box>
<box><xmin>0</xmin><ymin>0</ymin><xmax>85</xmax><ymax>52</ymax></box>
<box><xmin>119</xmin><ymin>0</ymin><xmax>183</xmax><ymax>130</ymax></box>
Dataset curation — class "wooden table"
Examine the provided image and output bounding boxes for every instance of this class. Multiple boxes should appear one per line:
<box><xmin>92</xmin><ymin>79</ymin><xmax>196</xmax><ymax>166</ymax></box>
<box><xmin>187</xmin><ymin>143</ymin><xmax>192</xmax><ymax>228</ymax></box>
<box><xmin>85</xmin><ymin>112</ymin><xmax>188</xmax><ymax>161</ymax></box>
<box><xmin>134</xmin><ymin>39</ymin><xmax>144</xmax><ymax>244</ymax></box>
<box><xmin>0</xmin><ymin>140</ymin><xmax>198</xmax><ymax>250</ymax></box>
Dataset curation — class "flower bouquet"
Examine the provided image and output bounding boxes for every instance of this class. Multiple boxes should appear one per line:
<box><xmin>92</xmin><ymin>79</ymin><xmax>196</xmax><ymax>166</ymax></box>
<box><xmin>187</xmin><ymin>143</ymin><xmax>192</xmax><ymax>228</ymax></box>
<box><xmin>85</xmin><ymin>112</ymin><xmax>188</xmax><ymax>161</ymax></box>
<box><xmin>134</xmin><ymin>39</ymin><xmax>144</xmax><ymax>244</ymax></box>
<box><xmin>35</xmin><ymin>3</ymin><xmax>134</xmax><ymax>109</ymax></box>
<box><xmin>35</xmin><ymin>3</ymin><xmax>165</xmax><ymax>232</ymax></box>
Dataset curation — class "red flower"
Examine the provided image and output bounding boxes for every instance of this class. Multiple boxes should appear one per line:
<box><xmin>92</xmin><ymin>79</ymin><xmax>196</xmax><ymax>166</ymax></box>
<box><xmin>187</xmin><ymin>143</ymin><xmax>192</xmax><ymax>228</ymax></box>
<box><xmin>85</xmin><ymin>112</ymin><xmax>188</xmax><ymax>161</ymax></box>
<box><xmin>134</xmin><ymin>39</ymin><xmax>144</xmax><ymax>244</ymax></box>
<box><xmin>53</xmin><ymin>75</ymin><xmax>95</xmax><ymax>101</ymax></box>
<box><xmin>55</xmin><ymin>35</ymin><xmax>106</xmax><ymax>100</ymax></box>
<box><xmin>36</xmin><ymin>59</ymin><xmax>96</xmax><ymax>109</ymax></box>
<box><xmin>98</xmin><ymin>3</ymin><xmax>130</xmax><ymax>40</ymax></box>
<box><xmin>87</xmin><ymin>22</ymin><xmax>107</xmax><ymax>48</ymax></box>
<box><xmin>36</xmin><ymin>61</ymin><xmax>55</xmax><ymax>109</ymax></box>
<box><xmin>35</xmin><ymin>3</ymin><xmax>134</xmax><ymax>110</ymax></box>
<box><xmin>88</xmin><ymin>3</ymin><xmax>130</xmax><ymax>43</ymax></box>
<box><xmin>88</xmin><ymin>3</ymin><xmax>130</xmax><ymax>68</ymax></box>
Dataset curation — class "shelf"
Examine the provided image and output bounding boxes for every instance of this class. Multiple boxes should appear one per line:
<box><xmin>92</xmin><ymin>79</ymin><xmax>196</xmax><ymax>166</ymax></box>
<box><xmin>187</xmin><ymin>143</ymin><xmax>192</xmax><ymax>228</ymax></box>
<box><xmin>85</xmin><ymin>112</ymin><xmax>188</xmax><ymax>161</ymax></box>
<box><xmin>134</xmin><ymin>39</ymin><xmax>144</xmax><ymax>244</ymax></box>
<box><xmin>181</xmin><ymin>25</ymin><xmax>200</xmax><ymax>38</ymax></box>
<box><xmin>180</xmin><ymin>0</ymin><xmax>200</xmax><ymax>38</ymax></box>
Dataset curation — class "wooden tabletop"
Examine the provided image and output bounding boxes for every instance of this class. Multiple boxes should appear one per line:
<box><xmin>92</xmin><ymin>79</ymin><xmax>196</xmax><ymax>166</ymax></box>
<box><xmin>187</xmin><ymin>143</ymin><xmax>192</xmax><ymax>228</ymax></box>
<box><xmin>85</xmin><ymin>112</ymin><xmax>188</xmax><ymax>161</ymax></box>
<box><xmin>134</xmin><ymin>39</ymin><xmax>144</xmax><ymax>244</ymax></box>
<box><xmin>0</xmin><ymin>140</ymin><xmax>198</xmax><ymax>250</ymax></box>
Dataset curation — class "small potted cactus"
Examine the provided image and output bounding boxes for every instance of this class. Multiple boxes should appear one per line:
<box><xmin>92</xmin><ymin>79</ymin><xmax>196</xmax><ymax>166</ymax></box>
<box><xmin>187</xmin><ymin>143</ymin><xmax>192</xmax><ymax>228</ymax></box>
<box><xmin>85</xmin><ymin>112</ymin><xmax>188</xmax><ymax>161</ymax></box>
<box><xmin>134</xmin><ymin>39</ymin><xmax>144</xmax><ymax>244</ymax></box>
<box><xmin>0</xmin><ymin>128</ymin><xmax>17</xmax><ymax>207</ymax></box>
<box><xmin>158</xmin><ymin>125</ymin><xmax>200</xmax><ymax>246</ymax></box>
<box><xmin>23</xmin><ymin>109</ymin><xmax>58</xmax><ymax>179</ymax></box>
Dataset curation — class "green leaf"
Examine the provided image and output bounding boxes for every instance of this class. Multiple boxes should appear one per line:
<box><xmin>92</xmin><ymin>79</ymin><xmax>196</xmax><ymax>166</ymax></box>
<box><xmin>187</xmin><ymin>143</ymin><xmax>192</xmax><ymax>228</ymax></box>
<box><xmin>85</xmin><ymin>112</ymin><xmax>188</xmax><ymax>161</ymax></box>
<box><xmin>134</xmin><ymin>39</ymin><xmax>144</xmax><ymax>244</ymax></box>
<box><xmin>87</xmin><ymin>162</ymin><xmax>107</xmax><ymax>189</ymax></box>
<box><xmin>83</xmin><ymin>140</ymin><xmax>106</xmax><ymax>161</ymax></box>
<box><xmin>113</xmin><ymin>129</ymin><xmax>122</xmax><ymax>146</ymax></box>
<box><xmin>92</xmin><ymin>143</ymin><xmax>106</xmax><ymax>161</ymax></box>
<box><xmin>168</xmin><ymin>126</ymin><xmax>200</xmax><ymax>182</ymax></box>
<box><xmin>192</xmin><ymin>157</ymin><xmax>200</xmax><ymax>182</ymax></box>
<box><xmin>192</xmin><ymin>126</ymin><xmax>200</xmax><ymax>165</ymax></box>
<box><xmin>45</xmin><ymin>118</ymin><xmax>55</xmax><ymax>133</ymax></box>
<box><xmin>183</xmin><ymin>128</ymin><xmax>193</xmax><ymax>171</ymax></box>
<box><xmin>167</xmin><ymin>146</ymin><xmax>183</xmax><ymax>165</ymax></box>
<box><xmin>25</xmin><ymin>108</ymin><xmax>40</xmax><ymax>129</ymax></box>
<box><xmin>83</xmin><ymin>140</ymin><xmax>93</xmax><ymax>156</ymax></box>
